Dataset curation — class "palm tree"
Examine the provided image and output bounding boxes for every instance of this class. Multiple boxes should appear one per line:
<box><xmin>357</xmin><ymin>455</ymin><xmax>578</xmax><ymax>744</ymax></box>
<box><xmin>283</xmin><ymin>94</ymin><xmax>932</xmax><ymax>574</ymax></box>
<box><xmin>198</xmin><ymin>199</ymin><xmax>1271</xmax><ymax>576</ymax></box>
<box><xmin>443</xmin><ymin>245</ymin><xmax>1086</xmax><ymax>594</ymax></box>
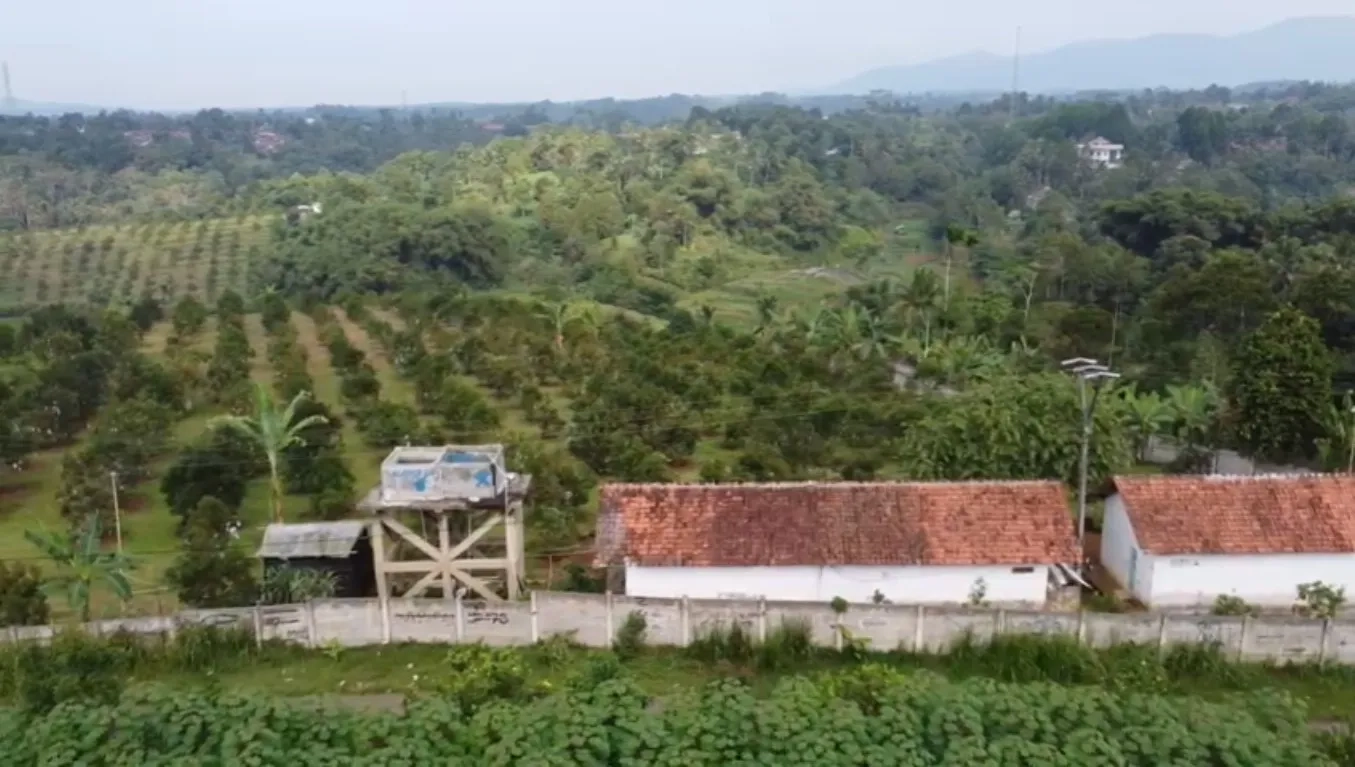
<box><xmin>24</xmin><ymin>515</ymin><xmax>134</xmax><ymax>623</ymax></box>
<box><xmin>211</xmin><ymin>384</ymin><xmax>328</xmax><ymax>523</ymax></box>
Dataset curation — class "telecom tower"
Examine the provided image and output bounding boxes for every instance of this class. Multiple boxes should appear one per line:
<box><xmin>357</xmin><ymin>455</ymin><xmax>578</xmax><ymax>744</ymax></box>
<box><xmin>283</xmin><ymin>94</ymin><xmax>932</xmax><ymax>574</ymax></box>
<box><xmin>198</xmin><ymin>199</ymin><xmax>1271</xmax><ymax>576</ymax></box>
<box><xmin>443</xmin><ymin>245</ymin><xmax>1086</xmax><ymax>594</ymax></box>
<box><xmin>1</xmin><ymin>61</ymin><xmax>15</xmax><ymax>113</ymax></box>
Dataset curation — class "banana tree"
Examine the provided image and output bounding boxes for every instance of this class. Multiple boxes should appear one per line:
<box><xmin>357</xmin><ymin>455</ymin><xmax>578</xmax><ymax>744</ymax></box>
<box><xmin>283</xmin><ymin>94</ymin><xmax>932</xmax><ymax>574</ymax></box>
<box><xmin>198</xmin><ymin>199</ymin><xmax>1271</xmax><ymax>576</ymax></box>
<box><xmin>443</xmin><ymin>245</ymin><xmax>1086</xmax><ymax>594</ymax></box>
<box><xmin>1119</xmin><ymin>384</ymin><xmax>1173</xmax><ymax>461</ymax></box>
<box><xmin>211</xmin><ymin>384</ymin><xmax>328</xmax><ymax>523</ymax></box>
<box><xmin>1166</xmin><ymin>382</ymin><xmax>1220</xmax><ymax>454</ymax></box>
<box><xmin>24</xmin><ymin>514</ymin><xmax>134</xmax><ymax>623</ymax></box>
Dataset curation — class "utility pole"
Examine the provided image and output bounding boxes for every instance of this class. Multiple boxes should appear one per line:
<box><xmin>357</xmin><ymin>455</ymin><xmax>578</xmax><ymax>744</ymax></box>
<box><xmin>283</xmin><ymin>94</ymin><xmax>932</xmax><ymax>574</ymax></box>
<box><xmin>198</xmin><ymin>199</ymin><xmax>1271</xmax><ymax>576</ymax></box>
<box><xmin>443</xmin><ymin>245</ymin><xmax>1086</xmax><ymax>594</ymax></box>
<box><xmin>1009</xmin><ymin>27</ymin><xmax>1022</xmax><ymax>125</ymax></box>
<box><xmin>1061</xmin><ymin>358</ymin><xmax>1119</xmax><ymax>573</ymax></box>
<box><xmin>1</xmin><ymin>61</ymin><xmax>15</xmax><ymax>113</ymax></box>
<box><xmin>109</xmin><ymin>471</ymin><xmax>123</xmax><ymax>553</ymax></box>
<box><xmin>1344</xmin><ymin>390</ymin><xmax>1355</xmax><ymax>473</ymax></box>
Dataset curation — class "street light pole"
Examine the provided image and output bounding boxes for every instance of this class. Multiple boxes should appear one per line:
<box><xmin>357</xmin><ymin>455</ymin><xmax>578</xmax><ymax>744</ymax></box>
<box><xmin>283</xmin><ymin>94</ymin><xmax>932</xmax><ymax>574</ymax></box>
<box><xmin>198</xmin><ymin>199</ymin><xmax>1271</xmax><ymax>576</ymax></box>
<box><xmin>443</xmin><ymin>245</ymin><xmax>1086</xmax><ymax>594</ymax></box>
<box><xmin>1061</xmin><ymin>358</ymin><xmax>1119</xmax><ymax>573</ymax></box>
<box><xmin>109</xmin><ymin>471</ymin><xmax>123</xmax><ymax>554</ymax></box>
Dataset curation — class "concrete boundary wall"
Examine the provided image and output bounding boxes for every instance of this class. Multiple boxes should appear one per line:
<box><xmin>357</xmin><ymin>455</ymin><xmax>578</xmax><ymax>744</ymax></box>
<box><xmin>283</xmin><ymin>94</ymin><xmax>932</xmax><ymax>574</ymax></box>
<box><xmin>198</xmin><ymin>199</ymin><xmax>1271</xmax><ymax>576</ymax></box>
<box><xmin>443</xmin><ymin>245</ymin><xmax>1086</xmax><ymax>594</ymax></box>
<box><xmin>1</xmin><ymin>592</ymin><xmax>1347</xmax><ymax>664</ymax></box>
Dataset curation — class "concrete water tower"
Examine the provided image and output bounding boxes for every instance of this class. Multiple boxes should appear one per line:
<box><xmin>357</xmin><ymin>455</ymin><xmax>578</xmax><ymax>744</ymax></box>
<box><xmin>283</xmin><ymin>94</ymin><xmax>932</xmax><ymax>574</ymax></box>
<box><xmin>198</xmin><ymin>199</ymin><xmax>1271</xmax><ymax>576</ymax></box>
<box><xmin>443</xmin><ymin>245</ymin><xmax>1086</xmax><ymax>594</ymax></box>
<box><xmin>358</xmin><ymin>444</ymin><xmax>531</xmax><ymax>601</ymax></box>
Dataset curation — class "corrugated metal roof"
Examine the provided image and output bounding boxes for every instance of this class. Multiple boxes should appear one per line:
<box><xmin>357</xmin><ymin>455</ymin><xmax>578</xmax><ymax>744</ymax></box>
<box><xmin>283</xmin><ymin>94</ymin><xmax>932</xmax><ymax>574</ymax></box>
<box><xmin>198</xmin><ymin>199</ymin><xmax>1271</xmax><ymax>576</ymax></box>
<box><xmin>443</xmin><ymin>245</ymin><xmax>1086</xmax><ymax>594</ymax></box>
<box><xmin>256</xmin><ymin>521</ymin><xmax>366</xmax><ymax>559</ymax></box>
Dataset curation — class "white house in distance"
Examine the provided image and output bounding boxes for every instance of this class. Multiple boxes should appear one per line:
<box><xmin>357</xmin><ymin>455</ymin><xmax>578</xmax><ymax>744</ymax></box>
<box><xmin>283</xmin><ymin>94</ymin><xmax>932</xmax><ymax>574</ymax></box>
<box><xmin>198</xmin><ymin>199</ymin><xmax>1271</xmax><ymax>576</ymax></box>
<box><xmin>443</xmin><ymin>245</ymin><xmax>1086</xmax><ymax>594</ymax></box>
<box><xmin>1101</xmin><ymin>474</ymin><xmax>1355</xmax><ymax>608</ymax></box>
<box><xmin>1077</xmin><ymin>136</ymin><xmax>1125</xmax><ymax>169</ymax></box>
<box><xmin>596</xmin><ymin>481</ymin><xmax>1081</xmax><ymax>608</ymax></box>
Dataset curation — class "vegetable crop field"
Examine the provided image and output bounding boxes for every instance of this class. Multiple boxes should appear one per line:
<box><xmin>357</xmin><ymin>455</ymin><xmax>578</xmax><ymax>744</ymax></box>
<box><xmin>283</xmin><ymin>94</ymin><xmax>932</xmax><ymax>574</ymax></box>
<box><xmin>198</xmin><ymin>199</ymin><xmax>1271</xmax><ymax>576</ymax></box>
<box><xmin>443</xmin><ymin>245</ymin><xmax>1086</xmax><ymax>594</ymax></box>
<box><xmin>5</xmin><ymin>677</ymin><xmax>1331</xmax><ymax>766</ymax></box>
<box><xmin>0</xmin><ymin>215</ymin><xmax>272</xmax><ymax>311</ymax></box>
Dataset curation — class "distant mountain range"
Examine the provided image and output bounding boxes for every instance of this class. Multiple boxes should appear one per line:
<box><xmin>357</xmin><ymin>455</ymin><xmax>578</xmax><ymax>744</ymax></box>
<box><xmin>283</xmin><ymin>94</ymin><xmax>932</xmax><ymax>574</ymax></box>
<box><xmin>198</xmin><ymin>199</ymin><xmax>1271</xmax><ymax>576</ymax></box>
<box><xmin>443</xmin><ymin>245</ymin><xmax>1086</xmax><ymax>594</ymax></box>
<box><xmin>830</xmin><ymin>16</ymin><xmax>1355</xmax><ymax>95</ymax></box>
<box><xmin>1</xmin><ymin>97</ymin><xmax>108</xmax><ymax>117</ymax></box>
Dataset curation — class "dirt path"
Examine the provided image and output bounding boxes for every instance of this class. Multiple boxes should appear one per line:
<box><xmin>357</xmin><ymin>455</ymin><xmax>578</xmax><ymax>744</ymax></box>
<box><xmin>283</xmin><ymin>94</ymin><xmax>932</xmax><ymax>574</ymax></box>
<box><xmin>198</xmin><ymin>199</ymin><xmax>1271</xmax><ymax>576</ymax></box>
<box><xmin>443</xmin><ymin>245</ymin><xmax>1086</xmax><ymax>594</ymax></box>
<box><xmin>290</xmin><ymin>311</ymin><xmax>340</xmax><ymax>405</ymax></box>
<box><xmin>243</xmin><ymin>313</ymin><xmax>273</xmax><ymax>386</ymax></box>
<box><xmin>368</xmin><ymin>306</ymin><xmax>407</xmax><ymax>332</ymax></box>
<box><xmin>291</xmin><ymin>310</ymin><xmax>381</xmax><ymax>489</ymax></box>
<box><xmin>333</xmin><ymin>307</ymin><xmax>412</xmax><ymax>404</ymax></box>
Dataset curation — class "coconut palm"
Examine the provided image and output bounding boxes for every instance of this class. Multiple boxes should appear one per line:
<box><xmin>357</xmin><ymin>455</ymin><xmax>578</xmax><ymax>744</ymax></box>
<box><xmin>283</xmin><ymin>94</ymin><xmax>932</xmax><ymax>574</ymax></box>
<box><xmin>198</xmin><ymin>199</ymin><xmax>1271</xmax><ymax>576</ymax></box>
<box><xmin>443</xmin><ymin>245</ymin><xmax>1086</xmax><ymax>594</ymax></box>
<box><xmin>24</xmin><ymin>514</ymin><xmax>134</xmax><ymax>623</ymax></box>
<box><xmin>211</xmin><ymin>384</ymin><xmax>328</xmax><ymax>523</ymax></box>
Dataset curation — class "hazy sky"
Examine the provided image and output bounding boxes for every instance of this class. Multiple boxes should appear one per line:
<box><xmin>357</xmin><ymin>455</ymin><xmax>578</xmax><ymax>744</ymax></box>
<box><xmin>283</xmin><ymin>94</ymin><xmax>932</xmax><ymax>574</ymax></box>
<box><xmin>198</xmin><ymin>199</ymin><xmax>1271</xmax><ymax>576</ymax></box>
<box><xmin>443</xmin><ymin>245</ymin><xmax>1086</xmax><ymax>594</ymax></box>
<box><xmin>3</xmin><ymin>0</ymin><xmax>1353</xmax><ymax>110</ymax></box>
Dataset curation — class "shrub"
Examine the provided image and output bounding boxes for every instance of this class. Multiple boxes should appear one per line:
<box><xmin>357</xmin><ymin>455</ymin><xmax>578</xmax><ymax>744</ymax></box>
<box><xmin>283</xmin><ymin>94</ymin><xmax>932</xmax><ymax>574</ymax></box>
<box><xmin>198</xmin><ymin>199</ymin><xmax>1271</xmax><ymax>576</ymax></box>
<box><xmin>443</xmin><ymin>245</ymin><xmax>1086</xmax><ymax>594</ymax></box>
<box><xmin>757</xmin><ymin>619</ymin><xmax>814</xmax><ymax>671</ymax></box>
<box><xmin>613</xmin><ymin>611</ymin><xmax>648</xmax><ymax>660</ymax></box>
<box><xmin>688</xmin><ymin>622</ymin><xmax>756</xmax><ymax>665</ymax></box>
<box><xmin>13</xmin><ymin>631</ymin><xmax>126</xmax><ymax>713</ymax></box>
<box><xmin>1296</xmin><ymin>580</ymin><xmax>1346</xmax><ymax>619</ymax></box>
<box><xmin>0</xmin><ymin>561</ymin><xmax>49</xmax><ymax>627</ymax></box>
<box><xmin>261</xmin><ymin>567</ymin><xmax>337</xmax><ymax>605</ymax></box>
<box><xmin>1212</xmin><ymin>594</ymin><xmax>1258</xmax><ymax>616</ymax></box>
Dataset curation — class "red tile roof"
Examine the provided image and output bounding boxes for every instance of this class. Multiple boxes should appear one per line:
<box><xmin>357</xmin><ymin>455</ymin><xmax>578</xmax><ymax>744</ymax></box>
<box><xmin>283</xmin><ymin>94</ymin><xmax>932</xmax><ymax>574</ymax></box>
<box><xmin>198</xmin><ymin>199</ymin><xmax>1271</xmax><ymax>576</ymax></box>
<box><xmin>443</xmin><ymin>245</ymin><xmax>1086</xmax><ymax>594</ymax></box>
<box><xmin>596</xmin><ymin>481</ymin><xmax>1077</xmax><ymax>568</ymax></box>
<box><xmin>1113</xmin><ymin>474</ymin><xmax>1355</xmax><ymax>555</ymax></box>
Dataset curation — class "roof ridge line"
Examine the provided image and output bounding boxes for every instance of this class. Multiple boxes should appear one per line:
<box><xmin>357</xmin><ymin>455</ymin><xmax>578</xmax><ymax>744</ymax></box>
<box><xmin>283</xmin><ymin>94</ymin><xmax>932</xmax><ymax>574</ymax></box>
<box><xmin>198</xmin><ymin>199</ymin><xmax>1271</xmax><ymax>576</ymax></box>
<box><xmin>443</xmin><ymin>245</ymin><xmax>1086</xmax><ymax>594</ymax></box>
<box><xmin>602</xmin><ymin>479</ymin><xmax>1064</xmax><ymax>490</ymax></box>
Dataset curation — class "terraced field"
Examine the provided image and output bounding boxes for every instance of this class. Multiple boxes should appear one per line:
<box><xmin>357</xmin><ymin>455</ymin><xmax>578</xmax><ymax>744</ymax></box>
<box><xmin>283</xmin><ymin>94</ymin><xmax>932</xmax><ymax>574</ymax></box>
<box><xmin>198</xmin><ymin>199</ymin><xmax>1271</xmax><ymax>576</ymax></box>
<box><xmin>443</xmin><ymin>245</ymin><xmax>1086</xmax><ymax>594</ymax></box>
<box><xmin>0</xmin><ymin>216</ymin><xmax>272</xmax><ymax>310</ymax></box>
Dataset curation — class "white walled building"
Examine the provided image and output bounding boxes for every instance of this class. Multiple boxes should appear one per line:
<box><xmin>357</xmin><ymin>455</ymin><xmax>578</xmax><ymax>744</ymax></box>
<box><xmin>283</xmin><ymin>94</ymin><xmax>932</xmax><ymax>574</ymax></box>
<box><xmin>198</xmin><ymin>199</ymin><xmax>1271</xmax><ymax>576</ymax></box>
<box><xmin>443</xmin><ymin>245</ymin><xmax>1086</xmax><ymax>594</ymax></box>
<box><xmin>1101</xmin><ymin>474</ymin><xmax>1355</xmax><ymax>609</ymax></box>
<box><xmin>1077</xmin><ymin>137</ymin><xmax>1125</xmax><ymax>169</ymax></box>
<box><xmin>597</xmin><ymin>481</ymin><xmax>1080</xmax><ymax>608</ymax></box>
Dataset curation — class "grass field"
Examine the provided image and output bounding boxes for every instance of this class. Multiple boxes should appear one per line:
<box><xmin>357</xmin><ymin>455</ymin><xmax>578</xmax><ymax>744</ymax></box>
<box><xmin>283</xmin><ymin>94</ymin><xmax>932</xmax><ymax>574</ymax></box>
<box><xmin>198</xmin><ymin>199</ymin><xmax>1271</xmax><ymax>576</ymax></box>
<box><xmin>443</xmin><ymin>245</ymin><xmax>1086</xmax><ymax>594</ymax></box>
<box><xmin>0</xmin><ymin>216</ymin><xmax>272</xmax><ymax>311</ymax></box>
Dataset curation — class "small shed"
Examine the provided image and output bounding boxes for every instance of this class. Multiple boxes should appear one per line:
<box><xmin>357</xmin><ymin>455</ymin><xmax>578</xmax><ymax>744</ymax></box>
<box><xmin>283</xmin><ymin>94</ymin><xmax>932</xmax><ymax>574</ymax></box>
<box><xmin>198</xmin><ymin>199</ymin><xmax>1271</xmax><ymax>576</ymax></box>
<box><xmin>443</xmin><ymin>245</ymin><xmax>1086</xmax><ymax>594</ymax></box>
<box><xmin>1101</xmin><ymin>474</ymin><xmax>1355</xmax><ymax>608</ymax></box>
<box><xmin>256</xmin><ymin>521</ymin><xmax>375</xmax><ymax>598</ymax></box>
<box><xmin>596</xmin><ymin>481</ymin><xmax>1080</xmax><ymax>608</ymax></box>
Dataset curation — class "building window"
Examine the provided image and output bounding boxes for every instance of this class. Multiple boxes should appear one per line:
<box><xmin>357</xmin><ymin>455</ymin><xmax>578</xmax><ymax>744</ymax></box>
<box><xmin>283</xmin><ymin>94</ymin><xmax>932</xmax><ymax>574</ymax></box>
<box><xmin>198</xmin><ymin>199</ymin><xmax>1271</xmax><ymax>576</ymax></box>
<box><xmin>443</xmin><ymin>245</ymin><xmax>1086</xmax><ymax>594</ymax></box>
<box><xmin>1012</xmin><ymin>566</ymin><xmax>1035</xmax><ymax>574</ymax></box>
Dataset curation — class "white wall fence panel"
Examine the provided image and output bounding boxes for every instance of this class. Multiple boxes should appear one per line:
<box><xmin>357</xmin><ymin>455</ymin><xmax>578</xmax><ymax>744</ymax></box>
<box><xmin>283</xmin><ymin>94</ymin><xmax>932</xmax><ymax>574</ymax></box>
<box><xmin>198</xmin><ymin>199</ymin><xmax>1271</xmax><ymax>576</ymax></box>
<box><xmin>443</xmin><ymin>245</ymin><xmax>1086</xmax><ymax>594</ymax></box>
<box><xmin>0</xmin><ymin>591</ymin><xmax>1348</xmax><ymax>665</ymax></box>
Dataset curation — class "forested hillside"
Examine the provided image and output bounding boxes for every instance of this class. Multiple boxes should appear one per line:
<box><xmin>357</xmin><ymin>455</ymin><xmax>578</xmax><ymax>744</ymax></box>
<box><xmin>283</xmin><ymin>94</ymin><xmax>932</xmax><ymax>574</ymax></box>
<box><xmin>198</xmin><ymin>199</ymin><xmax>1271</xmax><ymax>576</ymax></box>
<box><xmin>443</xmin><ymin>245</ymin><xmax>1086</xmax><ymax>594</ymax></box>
<box><xmin>2</xmin><ymin>81</ymin><xmax>1355</xmax><ymax>618</ymax></box>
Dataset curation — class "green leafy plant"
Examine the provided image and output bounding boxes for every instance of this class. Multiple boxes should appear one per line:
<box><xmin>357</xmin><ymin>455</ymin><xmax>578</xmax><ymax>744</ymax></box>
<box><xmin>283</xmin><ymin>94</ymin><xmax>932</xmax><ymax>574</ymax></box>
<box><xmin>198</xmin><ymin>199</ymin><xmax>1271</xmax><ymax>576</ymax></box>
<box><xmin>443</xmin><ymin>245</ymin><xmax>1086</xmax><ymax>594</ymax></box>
<box><xmin>1212</xmin><ymin>594</ymin><xmax>1258</xmax><ymax>617</ymax></box>
<box><xmin>1296</xmin><ymin>580</ymin><xmax>1346</xmax><ymax>620</ymax></box>
<box><xmin>23</xmin><ymin>515</ymin><xmax>134</xmax><ymax>623</ymax></box>
<box><xmin>613</xmin><ymin>611</ymin><xmax>648</xmax><ymax>661</ymax></box>
<box><xmin>260</xmin><ymin>567</ymin><xmax>337</xmax><ymax>605</ymax></box>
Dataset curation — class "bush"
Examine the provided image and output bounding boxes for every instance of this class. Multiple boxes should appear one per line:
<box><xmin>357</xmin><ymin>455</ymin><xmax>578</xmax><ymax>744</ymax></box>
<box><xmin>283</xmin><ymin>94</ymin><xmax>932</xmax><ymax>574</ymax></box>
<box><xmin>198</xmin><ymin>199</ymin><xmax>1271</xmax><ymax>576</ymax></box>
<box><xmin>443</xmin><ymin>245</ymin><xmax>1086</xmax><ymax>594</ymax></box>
<box><xmin>1297</xmin><ymin>580</ymin><xmax>1346</xmax><ymax>619</ymax></box>
<box><xmin>0</xmin><ymin>561</ymin><xmax>49</xmax><ymax>627</ymax></box>
<box><xmin>688</xmin><ymin>622</ymin><xmax>756</xmax><ymax>665</ymax></box>
<box><xmin>261</xmin><ymin>567</ymin><xmax>337</xmax><ymax>605</ymax></box>
<box><xmin>1212</xmin><ymin>594</ymin><xmax>1258</xmax><ymax>616</ymax></box>
<box><xmin>613</xmin><ymin>611</ymin><xmax>648</xmax><ymax>660</ymax></box>
<box><xmin>13</xmin><ymin>631</ymin><xmax>126</xmax><ymax>713</ymax></box>
<box><xmin>757</xmin><ymin>619</ymin><xmax>814</xmax><ymax>671</ymax></box>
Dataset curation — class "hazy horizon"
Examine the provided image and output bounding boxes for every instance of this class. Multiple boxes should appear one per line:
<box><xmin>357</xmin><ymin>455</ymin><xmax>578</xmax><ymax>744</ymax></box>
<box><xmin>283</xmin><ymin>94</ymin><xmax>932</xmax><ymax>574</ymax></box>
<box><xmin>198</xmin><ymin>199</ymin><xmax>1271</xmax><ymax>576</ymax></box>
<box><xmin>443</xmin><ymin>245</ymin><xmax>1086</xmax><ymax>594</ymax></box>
<box><xmin>4</xmin><ymin>1</ymin><xmax>1354</xmax><ymax>111</ymax></box>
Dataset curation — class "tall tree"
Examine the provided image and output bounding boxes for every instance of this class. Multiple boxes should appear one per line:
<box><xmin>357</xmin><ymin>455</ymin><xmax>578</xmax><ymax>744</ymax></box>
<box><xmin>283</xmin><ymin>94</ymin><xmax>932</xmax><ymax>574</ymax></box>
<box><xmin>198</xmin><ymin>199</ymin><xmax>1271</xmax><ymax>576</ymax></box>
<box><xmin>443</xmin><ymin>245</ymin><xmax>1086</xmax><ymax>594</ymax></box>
<box><xmin>1230</xmin><ymin>307</ymin><xmax>1334</xmax><ymax>463</ymax></box>
<box><xmin>164</xmin><ymin>497</ymin><xmax>258</xmax><ymax>608</ymax></box>
<box><xmin>210</xmin><ymin>384</ymin><xmax>328</xmax><ymax>523</ymax></box>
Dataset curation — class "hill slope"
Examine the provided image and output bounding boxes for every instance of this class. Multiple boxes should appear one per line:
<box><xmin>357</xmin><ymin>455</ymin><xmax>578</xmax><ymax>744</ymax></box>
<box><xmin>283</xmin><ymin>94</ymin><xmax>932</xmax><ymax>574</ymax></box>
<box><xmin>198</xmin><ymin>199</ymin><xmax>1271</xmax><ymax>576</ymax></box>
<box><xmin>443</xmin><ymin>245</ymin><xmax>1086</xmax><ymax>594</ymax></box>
<box><xmin>832</xmin><ymin>16</ymin><xmax>1355</xmax><ymax>95</ymax></box>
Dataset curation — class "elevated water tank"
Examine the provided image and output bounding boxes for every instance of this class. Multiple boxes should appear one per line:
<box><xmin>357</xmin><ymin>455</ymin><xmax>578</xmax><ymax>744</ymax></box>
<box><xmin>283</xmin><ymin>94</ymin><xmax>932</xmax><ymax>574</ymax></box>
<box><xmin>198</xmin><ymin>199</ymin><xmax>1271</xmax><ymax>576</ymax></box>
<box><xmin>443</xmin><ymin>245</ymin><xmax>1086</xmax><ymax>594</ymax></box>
<box><xmin>379</xmin><ymin>445</ymin><xmax>508</xmax><ymax>504</ymax></box>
